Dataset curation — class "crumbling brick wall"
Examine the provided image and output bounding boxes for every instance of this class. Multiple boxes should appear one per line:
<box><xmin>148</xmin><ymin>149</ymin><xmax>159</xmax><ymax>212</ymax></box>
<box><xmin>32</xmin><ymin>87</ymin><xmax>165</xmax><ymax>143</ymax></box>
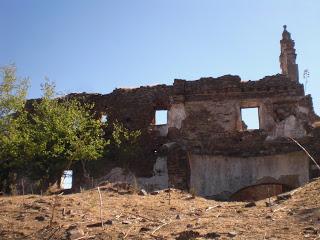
<box><xmin>64</xmin><ymin>73</ymin><xmax>319</xmax><ymax>192</ymax></box>
<box><xmin>169</xmin><ymin>74</ymin><xmax>317</xmax><ymax>146</ymax></box>
<box><xmin>26</xmin><ymin>27</ymin><xmax>320</xmax><ymax>198</ymax></box>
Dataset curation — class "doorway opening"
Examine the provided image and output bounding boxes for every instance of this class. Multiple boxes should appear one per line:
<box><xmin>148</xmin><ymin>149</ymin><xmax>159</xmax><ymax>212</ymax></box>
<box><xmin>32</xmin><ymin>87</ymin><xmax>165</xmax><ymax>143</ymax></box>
<box><xmin>61</xmin><ymin>170</ymin><xmax>73</xmax><ymax>189</ymax></box>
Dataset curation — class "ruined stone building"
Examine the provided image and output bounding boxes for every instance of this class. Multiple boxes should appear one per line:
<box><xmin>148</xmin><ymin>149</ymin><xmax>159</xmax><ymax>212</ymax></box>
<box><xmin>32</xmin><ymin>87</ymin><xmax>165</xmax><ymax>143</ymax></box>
<box><xmin>70</xmin><ymin>26</ymin><xmax>320</xmax><ymax>201</ymax></box>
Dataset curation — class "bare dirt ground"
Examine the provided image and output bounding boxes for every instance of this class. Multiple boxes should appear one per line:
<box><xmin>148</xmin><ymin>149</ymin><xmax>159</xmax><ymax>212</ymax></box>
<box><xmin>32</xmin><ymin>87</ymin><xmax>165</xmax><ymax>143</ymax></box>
<box><xmin>0</xmin><ymin>179</ymin><xmax>319</xmax><ymax>240</ymax></box>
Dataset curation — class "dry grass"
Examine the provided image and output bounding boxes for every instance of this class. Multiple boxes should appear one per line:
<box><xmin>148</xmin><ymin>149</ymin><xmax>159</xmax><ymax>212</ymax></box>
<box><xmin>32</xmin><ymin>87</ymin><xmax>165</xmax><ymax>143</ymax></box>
<box><xmin>0</xmin><ymin>180</ymin><xmax>319</xmax><ymax>239</ymax></box>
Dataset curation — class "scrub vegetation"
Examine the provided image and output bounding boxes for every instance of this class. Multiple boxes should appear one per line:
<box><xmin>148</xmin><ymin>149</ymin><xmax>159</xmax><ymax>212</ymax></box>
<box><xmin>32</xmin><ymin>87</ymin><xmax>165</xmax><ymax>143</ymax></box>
<box><xmin>0</xmin><ymin>65</ymin><xmax>140</xmax><ymax>194</ymax></box>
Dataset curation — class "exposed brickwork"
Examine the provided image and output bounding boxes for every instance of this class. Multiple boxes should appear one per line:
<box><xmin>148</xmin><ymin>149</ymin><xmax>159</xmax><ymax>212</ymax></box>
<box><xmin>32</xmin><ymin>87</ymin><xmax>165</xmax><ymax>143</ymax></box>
<box><xmin>62</xmin><ymin>70</ymin><xmax>319</xmax><ymax>192</ymax></box>
<box><xmin>26</xmin><ymin>26</ymin><xmax>320</xmax><ymax>197</ymax></box>
<box><xmin>280</xmin><ymin>25</ymin><xmax>299</xmax><ymax>82</ymax></box>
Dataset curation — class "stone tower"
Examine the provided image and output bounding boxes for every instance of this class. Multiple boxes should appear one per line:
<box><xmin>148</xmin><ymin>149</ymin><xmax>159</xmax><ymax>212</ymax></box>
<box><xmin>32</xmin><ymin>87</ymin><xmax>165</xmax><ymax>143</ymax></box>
<box><xmin>279</xmin><ymin>25</ymin><xmax>299</xmax><ymax>82</ymax></box>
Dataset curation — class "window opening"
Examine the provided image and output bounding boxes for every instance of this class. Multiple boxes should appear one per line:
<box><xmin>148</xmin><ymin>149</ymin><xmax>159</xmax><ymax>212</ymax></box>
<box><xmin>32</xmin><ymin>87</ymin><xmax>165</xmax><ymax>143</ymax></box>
<box><xmin>155</xmin><ymin>110</ymin><xmax>168</xmax><ymax>125</ymax></box>
<box><xmin>241</xmin><ymin>107</ymin><xmax>260</xmax><ymax>130</ymax></box>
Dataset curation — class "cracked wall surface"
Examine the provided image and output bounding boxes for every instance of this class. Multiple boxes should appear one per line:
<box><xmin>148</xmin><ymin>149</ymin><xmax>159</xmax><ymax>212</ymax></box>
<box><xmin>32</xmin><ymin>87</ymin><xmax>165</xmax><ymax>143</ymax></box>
<box><xmin>65</xmin><ymin>69</ymin><xmax>319</xmax><ymax>198</ymax></box>
<box><xmin>189</xmin><ymin>152</ymin><xmax>309</xmax><ymax>200</ymax></box>
<box><xmin>26</xmin><ymin>27</ymin><xmax>320</xmax><ymax>200</ymax></box>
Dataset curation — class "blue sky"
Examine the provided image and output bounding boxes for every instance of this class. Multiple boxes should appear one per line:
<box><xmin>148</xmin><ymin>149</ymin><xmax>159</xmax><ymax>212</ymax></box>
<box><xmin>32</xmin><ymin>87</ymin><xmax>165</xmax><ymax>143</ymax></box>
<box><xmin>1</xmin><ymin>1</ymin><xmax>319</xmax><ymax>119</ymax></box>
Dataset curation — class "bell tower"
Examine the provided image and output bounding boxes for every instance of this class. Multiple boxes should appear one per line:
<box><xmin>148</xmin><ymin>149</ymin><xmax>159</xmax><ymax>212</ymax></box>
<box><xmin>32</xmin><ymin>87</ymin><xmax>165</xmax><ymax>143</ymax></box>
<box><xmin>279</xmin><ymin>25</ymin><xmax>299</xmax><ymax>82</ymax></box>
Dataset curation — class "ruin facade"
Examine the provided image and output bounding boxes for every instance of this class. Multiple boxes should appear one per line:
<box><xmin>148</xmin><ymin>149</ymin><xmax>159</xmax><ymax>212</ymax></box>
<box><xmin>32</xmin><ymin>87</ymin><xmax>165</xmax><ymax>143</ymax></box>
<box><xmin>70</xmin><ymin>26</ymin><xmax>320</xmax><ymax>201</ymax></box>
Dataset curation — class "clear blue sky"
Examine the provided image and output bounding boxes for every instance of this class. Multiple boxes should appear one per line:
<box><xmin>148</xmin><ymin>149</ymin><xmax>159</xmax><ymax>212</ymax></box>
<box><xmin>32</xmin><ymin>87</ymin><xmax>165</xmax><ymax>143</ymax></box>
<box><xmin>1</xmin><ymin>1</ymin><xmax>319</xmax><ymax>117</ymax></box>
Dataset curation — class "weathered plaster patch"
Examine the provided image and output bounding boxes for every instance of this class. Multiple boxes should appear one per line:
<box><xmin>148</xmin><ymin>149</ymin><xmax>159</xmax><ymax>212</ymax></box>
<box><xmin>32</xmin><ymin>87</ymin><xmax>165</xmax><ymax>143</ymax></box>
<box><xmin>99</xmin><ymin>157</ymin><xmax>169</xmax><ymax>191</ymax></box>
<box><xmin>189</xmin><ymin>151</ymin><xmax>309</xmax><ymax>199</ymax></box>
<box><xmin>297</xmin><ymin>106</ymin><xmax>309</xmax><ymax>115</ymax></box>
<box><xmin>168</xmin><ymin>103</ymin><xmax>186</xmax><ymax>129</ymax></box>
<box><xmin>154</xmin><ymin>124</ymin><xmax>168</xmax><ymax>137</ymax></box>
<box><xmin>272</xmin><ymin>115</ymin><xmax>306</xmax><ymax>138</ymax></box>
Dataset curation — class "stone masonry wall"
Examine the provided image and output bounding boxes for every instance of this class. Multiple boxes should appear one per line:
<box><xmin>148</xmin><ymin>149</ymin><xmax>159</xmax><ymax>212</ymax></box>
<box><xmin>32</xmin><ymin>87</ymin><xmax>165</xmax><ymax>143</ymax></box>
<box><xmin>26</xmin><ymin>73</ymin><xmax>319</xmax><ymax>195</ymax></box>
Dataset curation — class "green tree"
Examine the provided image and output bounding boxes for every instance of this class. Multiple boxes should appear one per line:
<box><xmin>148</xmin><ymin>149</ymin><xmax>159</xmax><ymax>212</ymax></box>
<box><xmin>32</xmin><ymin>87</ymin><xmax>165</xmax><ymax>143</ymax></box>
<box><xmin>0</xmin><ymin>65</ymin><xmax>28</xmax><ymax>119</ymax></box>
<box><xmin>25</xmin><ymin>80</ymin><xmax>107</xmax><ymax>190</ymax></box>
<box><xmin>0</xmin><ymin>67</ymin><xmax>107</xmax><ymax>193</ymax></box>
<box><xmin>0</xmin><ymin>65</ymin><xmax>29</xmax><ymax>193</ymax></box>
<box><xmin>0</xmin><ymin>66</ymin><xmax>142</xmax><ymax>193</ymax></box>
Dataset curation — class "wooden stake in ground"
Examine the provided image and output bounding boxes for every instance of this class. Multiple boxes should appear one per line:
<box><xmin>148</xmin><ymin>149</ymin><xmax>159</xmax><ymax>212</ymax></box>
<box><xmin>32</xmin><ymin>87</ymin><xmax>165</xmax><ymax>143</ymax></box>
<box><xmin>97</xmin><ymin>187</ymin><xmax>104</xmax><ymax>228</ymax></box>
<box><xmin>50</xmin><ymin>193</ymin><xmax>63</xmax><ymax>227</ymax></box>
<box><xmin>267</xmin><ymin>186</ymin><xmax>272</xmax><ymax>212</ymax></box>
<box><xmin>21</xmin><ymin>179</ymin><xmax>25</xmax><ymax>195</ymax></box>
<box><xmin>168</xmin><ymin>186</ymin><xmax>171</xmax><ymax>206</ymax></box>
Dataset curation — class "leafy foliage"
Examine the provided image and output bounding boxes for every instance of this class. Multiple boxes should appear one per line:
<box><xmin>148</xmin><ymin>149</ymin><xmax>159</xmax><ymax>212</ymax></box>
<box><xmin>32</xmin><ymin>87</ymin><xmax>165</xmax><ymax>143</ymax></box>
<box><xmin>0</xmin><ymin>65</ymin><xmax>28</xmax><ymax>119</ymax></box>
<box><xmin>0</xmin><ymin>66</ymin><xmax>142</xmax><ymax>193</ymax></box>
<box><xmin>108</xmin><ymin>121</ymin><xmax>141</xmax><ymax>169</ymax></box>
<box><xmin>0</xmin><ymin>66</ymin><xmax>30</xmax><ymax>193</ymax></box>
<box><xmin>25</xmin><ymin>80</ymin><xmax>107</xmax><ymax>189</ymax></box>
<box><xmin>0</xmin><ymin>68</ymin><xmax>106</xmax><ymax>192</ymax></box>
